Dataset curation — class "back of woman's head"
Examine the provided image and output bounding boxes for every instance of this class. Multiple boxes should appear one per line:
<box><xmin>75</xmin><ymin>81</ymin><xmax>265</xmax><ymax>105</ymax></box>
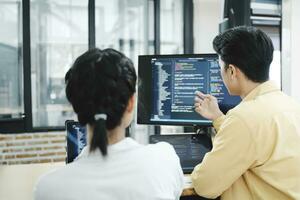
<box><xmin>65</xmin><ymin>48</ymin><xmax>137</xmax><ymax>156</ymax></box>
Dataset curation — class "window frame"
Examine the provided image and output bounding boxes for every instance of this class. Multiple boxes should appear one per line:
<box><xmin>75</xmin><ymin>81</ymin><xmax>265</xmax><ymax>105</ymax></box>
<box><xmin>0</xmin><ymin>0</ymin><xmax>194</xmax><ymax>134</ymax></box>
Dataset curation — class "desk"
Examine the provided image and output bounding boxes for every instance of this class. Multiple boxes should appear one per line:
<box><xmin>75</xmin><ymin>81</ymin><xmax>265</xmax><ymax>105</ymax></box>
<box><xmin>0</xmin><ymin>163</ymin><xmax>217</xmax><ymax>200</ymax></box>
<box><xmin>0</xmin><ymin>163</ymin><xmax>65</xmax><ymax>200</ymax></box>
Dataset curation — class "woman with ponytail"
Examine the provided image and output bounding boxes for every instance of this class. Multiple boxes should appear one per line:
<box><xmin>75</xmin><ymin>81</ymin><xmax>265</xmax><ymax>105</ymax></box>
<box><xmin>34</xmin><ymin>48</ymin><xmax>184</xmax><ymax>200</ymax></box>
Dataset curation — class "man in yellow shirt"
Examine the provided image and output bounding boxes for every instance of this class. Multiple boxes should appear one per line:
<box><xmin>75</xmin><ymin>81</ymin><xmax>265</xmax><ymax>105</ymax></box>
<box><xmin>192</xmin><ymin>26</ymin><xmax>300</xmax><ymax>199</ymax></box>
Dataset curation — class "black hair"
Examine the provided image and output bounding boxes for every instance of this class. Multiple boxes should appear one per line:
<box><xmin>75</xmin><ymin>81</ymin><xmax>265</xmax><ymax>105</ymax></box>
<box><xmin>65</xmin><ymin>48</ymin><xmax>136</xmax><ymax>156</ymax></box>
<box><xmin>213</xmin><ymin>26</ymin><xmax>274</xmax><ymax>82</ymax></box>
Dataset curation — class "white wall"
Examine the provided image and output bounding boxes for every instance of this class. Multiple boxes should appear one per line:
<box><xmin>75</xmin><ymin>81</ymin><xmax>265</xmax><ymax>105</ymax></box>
<box><xmin>193</xmin><ymin>0</ymin><xmax>222</xmax><ymax>53</ymax></box>
<box><xmin>194</xmin><ymin>0</ymin><xmax>283</xmax><ymax>91</ymax></box>
<box><xmin>282</xmin><ymin>0</ymin><xmax>300</xmax><ymax>102</ymax></box>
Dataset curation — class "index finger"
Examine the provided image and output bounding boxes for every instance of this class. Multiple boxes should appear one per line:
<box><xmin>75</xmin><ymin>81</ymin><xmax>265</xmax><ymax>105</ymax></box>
<box><xmin>195</xmin><ymin>91</ymin><xmax>209</xmax><ymax>99</ymax></box>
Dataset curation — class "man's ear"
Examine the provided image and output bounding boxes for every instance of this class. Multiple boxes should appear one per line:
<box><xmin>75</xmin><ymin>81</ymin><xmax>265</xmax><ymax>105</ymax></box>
<box><xmin>126</xmin><ymin>94</ymin><xmax>135</xmax><ymax>113</ymax></box>
<box><xmin>228</xmin><ymin>64</ymin><xmax>239</xmax><ymax>79</ymax></box>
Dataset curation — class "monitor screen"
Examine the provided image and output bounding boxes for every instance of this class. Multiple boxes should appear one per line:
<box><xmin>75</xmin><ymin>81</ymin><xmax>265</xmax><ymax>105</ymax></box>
<box><xmin>66</xmin><ymin>121</ymin><xmax>87</xmax><ymax>163</ymax></box>
<box><xmin>137</xmin><ymin>54</ymin><xmax>241</xmax><ymax>126</ymax></box>
<box><xmin>149</xmin><ymin>134</ymin><xmax>212</xmax><ymax>173</ymax></box>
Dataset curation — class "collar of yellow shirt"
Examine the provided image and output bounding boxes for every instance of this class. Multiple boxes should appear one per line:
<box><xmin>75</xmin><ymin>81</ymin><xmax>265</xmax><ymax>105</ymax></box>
<box><xmin>242</xmin><ymin>80</ymin><xmax>280</xmax><ymax>102</ymax></box>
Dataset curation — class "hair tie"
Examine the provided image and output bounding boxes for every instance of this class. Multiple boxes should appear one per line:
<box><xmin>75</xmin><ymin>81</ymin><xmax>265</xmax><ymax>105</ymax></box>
<box><xmin>94</xmin><ymin>114</ymin><xmax>107</xmax><ymax>121</ymax></box>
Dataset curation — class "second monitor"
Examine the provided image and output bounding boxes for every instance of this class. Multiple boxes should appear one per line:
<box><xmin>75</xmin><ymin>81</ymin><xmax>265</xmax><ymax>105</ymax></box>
<box><xmin>138</xmin><ymin>54</ymin><xmax>241</xmax><ymax>126</ymax></box>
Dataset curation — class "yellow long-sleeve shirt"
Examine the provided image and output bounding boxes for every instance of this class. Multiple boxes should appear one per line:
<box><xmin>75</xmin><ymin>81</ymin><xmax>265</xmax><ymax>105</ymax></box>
<box><xmin>191</xmin><ymin>81</ymin><xmax>300</xmax><ymax>200</ymax></box>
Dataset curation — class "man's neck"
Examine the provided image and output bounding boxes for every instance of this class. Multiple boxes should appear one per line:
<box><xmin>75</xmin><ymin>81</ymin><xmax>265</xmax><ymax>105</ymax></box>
<box><xmin>239</xmin><ymin>80</ymin><xmax>262</xmax><ymax>99</ymax></box>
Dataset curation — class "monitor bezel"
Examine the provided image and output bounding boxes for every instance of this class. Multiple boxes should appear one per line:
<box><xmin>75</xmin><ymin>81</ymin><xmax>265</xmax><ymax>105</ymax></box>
<box><xmin>137</xmin><ymin>53</ymin><xmax>221</xmax><ymax>127</ymax></box>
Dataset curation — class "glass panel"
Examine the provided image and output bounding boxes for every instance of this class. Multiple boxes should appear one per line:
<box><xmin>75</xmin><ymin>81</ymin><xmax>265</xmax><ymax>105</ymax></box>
<box><xmin>30</xmin><ymin>0</ymin><xmax>88</xmax><ymax>127</ymax></box>
<box><xmin>0</xmin><ymin>0</ymin><xmax>23</xmax><ymax>119</ymax></box>
<box><xmin>160</xmin><ymin>0</ymin><xmax>184</xmax><ymax>54</ymax></box>
<box><xmin>95</xmin><ymin>0</ymin><xmax>152</xmax><ymax>65</ymax></box>
<box><xmin>160</xmin><ymin>0</ymin><xmax>184</xmax><ymax>134</ymax></box>
<box><xmin>95</xmin><ymin>0</ymin><xmax>153</xmax><ymax>143</ymax></box>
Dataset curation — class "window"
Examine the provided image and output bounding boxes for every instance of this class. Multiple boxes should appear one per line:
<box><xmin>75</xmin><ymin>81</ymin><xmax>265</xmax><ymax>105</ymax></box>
<box><xmin>160</xmin><ymin>0</ymin><xmax>185</xmax><ymax>134</ymax></box>
<box><xmin>30</xmin><ymin>0</ymin><xmax>88</xmax><ymax>127</ymax></box>
<box><xmin>0</xmin><ymin>0</ymin><xmax>23</xmax><ymax>120</ymax></box>
<box><xmin>0</xmin><ymin>0</ymin><xmax>191</xmax><ymax>133</ymax></box>
<box><xmin>95</xmin><ymin>0</ymin><xmax>153</xmax><ymax>65</ymax></box>
<box><xmin>160</xmin><ymin>0</ymin><xmax>184</xmax><ymax>54</ymax></box>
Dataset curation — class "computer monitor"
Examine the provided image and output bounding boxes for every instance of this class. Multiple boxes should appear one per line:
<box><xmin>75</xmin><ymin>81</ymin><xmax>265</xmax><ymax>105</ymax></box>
<box><xmin>66</xmin><ymin>121</ymin><xmax>87</xmax><ymax>163</ymax></box>
<box><xmin>137</xmin><ymin>54</ymin><xmax>241</xmax><ymax>126</ymax></box>
<box><xmin>149</xmin><ymin>134</ymin><xmax>212</xmax><ymax>173</ymax></box>
<box><xmin>65</xmin><ymin>121</ymin><xmax>132</xmax><ymax>163</ymax></box>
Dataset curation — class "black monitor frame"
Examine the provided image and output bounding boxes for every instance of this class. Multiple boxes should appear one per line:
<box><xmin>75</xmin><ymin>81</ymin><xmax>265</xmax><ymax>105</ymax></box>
<box><xmin>137</xmin><ymin>53</ymin><xmax>240</xmax><ymax>127</ymax></box>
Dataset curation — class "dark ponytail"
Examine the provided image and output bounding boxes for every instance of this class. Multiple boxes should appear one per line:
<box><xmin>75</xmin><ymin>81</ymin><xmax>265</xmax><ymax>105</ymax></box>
<box><xmin>91</xmin><ymin>119</ymin><xmax>108</xmax><ymax>155</ymax></box>
<box><xmin>65</xmin><ymin>48</ymin><xmax>136</xmax><ymax>156</ymax></box>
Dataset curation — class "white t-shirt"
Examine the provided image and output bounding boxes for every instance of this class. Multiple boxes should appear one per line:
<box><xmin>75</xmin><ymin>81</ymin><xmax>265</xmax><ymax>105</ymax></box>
<box><xmin>34</xmin><ymin>138</ymin><xmax>184</xmax><ymax>200</ymax></box>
